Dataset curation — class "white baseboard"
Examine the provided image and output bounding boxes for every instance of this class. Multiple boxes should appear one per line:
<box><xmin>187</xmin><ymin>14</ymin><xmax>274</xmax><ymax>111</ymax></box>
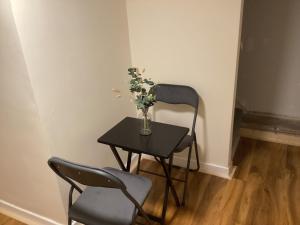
<box><xmin>173</xmin><ymin>155</ymin><xmax>234</xmax><ymax>179</ymax></box>
<box><xmin>0</xmin><ymin>199</ymin><xmax>62</xmax><ymax>225</ymax></box>
<box><xmin>142</xmin><ymin>155</ymin><xmax>234</xmax><ymax>179</ymax></box>
<box><xmin>129</xmin><ymin>153</ymin><xmax>140</xmax><ymax>172</ymax></box>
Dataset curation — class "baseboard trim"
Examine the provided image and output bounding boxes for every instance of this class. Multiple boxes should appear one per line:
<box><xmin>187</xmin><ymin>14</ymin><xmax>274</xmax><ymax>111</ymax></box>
<box><xmin>240</xmin><ymin>128</ymin><xmax>300</xmax><ymax>147</ymax></box>
<box><xmin>241</xmin><ymin>111</ymin><xmax>300</xmax><ymax>136</ymax></box>
<box><xmin>0</xmin><ymin>199</ymin><xmax>62</xmax><ymax>225</ymax></box>
<box><xmin>143</xmin><ymin>155</ymin><xmax>233</xmax><ymax>179</ymax></box>
<box><xmin>173</xmin><ymin>155</ymin><xmax>233</xmax><ymax>179</ymax></box>
<box><xmin>129</xmin><ymin>153</ymin><xmax>140</xmax><ymax>173</ymax></box>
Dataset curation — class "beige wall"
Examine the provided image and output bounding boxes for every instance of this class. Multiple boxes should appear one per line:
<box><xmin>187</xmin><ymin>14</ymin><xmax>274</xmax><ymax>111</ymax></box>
<box><xmin>126</xmin><ymin>0</ymin><xmax>244</xmax><ymax>169</ymax></box>
<box><xmin>238</xmin><ymin>0</ymin><xmax>300</xmax><ymax>119</ymax></box>
<box><xmin>1</xmin><ymin>0</ymin><xmax>134</xmax><ymax>223</ymax></box>
<box><xmin>11</xmin><ymin>0</ymin><xmax>134</xmax><ymax>165</ymax></box>
<box><xmin>1</xmin><ymin>0</ymin><xmax>244</xmax><ymax>223</ymax></box>
<box><xmin>0</xmin><ymin>0</ymin><xmax>65</xmax><ymax>222</ymax></box>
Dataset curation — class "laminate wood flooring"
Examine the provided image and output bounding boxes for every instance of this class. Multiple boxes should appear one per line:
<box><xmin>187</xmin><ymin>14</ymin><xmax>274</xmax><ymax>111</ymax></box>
<box><xmin>0</xmin><ymin>213</ymin><xmax>24</xmax><ymax>225</ymax></box>
<box><xmin>139</xmin><ymin>138</ymin><xmax>300</xmax><ymax>225</ymax></box>
<box><xmin>2</xmin><ymin>138</ymin><xmax>299</xmax><ymax>225</ymax></box>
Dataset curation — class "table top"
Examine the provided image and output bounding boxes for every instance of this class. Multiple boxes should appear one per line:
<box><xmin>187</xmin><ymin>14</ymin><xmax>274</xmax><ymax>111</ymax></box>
<box><xmin>98</xmin><ymin>117</ymin><xmax>189</xmax><ymax>158</ymax></box>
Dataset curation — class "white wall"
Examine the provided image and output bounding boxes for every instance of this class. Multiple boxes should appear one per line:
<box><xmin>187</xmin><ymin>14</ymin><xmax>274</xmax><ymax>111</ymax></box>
<box><xmin>1</xmin><ymin>0</ymin><xmax>134</xmax><ymax>224</ymax></box>
<box><xmin>11</xmin><ymin>0</ymin><xmax>134</xmax><ymax>165</ymax></box>
<box><xmin>1</xmin><ymin>0</ymin><xmax>244</xmax><ymax>223</ymax></box>
<box><xmin>0</xmin><ymin>0</ymin><xmax>65</xmax><ymax>222</ymax></box>
<box><xmin>126</xmin><ymin>0</ymin><xmax>244</xmax><ymax>171</ymax></box>
<box><xmin>237</xmin><ymin>0</ymin><xmax>300</xmax><ymax>119</ymax></box>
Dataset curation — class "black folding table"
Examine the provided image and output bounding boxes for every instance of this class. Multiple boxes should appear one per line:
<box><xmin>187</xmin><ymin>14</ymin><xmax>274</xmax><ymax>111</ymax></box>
<box><xmin>97</xmin><ymin>117</ymin><xmax>189</xmax><ymax>224</ymax></box>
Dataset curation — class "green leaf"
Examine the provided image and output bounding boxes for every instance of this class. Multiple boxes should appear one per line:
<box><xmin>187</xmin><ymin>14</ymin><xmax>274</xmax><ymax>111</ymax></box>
<box><xmin>128</xmin><ymin>67</ymin><xmax>156</xmax><ymax>109</ymax></box>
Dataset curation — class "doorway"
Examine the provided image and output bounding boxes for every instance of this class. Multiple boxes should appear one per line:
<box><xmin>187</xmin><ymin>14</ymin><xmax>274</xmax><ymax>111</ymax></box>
<box><xmin>232</xmin><ymin>0</ymin><xmax>300</xmax><ymax>159</ymax></box>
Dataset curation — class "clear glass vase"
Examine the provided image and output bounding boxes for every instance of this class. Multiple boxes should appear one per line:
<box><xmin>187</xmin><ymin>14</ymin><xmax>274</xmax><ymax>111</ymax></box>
<box><xmin>138</xmin><ymin>108</ymin><xmax>152</xmax><ymax>136</ymax></box>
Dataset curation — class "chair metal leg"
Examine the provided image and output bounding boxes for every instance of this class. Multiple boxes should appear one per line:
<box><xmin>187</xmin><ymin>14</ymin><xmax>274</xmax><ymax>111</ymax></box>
<box><xmin>167</xmin><ymin>154</ymin><xmax>179</xmax><ymax>206</ymax></box>
<box><xmin>138</xmin><ymin>209</ymin><xmax>152</xmax><ymax>225</ymax></box>
<box><xmin>110</xmin><ymin>145</ymin><xmax>127</xmax><ymax>171</ymax></box>
<box><xmin>182</xmin><ymin>145</ymin><xmax>192</xmax><ymax>206</ymax></box>
<box><xmin>194</xmin><ymin>134</ymin><xmax>200</xmax><ymax>171</ymax></box>
<box><xmin>168</xmin><ymin>154</ymin><xmax>173</xmax><ymax>175</ymax></box>
<box><xmin>161</xmin><ymin>179</ymin><xmax>169</xmax><ymax>225</ymax></box>
<box><xmin>123</xmin><ymin>190</ymin><xmax>152</xmax><ymax>225</ymax></box>
<box><xmin>136</xmin><ymin>153</ymin><xmax>142</xmax><ymax>174</ymax></box>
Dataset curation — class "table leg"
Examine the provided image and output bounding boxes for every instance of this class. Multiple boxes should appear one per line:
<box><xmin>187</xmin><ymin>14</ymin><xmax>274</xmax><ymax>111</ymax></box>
<box><xmin>136</xmin><ymin>154</ymin><xmax>142</xmax><ymax>174</ymax></box>
<box><xmin>159</xmin><ymin>156</ymin><xmax>181</xmax><ymax>225</ymax></box>
<box><xmin>166</xmin><ymin>155</ymin><xmax>178</xmax><ymax>205</ymax></box>
<box><xmin>126</xmin><ymin>151</ymin><xmax>132</xmax><ymax>172</ymax></box>
<box><xmin>109</xmin><ymin>146</ymin><xmax>180</xmax><ymax>224</ymax></box>
<box><xmin>109</xmin><ymin>145</ymin><xmax>126</xmax><ymax>171</ymax></box>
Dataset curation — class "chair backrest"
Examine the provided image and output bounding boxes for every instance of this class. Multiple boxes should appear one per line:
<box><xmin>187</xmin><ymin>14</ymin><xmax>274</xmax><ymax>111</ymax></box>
<box><xmin>154</xmin><ymin>84</ymin><xmax>199</xmax><ymax>109</ymax></box>
<box><xmin>154</xmin><ymin>83</ymin><xmax>199</xmax><ymax>133</ymax></box>
<box><xmin>48</xmin><ymin>157</ymin><xmax>125</xmax><ymax>190</ymax></box>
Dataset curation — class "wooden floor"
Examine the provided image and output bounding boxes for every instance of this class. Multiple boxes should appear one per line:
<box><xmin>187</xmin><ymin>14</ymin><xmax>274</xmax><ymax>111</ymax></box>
<box><xmin>0</xmin><ymin>213</ymin><xmax>24</xmax><ymax>225</ymax></box>
<box><xmin>139</xmin><ymin>138</ymin><xmax>300</xmax><ymax>225</ymax></box>
<box><xmin>2</xmin><ymin>138</ymin><xmax>300</xmax><ymax>225</ymax></box>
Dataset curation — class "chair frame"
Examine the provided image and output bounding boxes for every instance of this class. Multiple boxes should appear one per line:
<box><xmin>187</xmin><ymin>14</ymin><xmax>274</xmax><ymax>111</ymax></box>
<box><xmin>48</xmin><ymin>157</ymin><xmax>151</xmax><ymax>225</ymax></box>
<box><xmin>136</xmin><ymin>83</ymin><xmax>200</xmax><ymax>205</ymax></box>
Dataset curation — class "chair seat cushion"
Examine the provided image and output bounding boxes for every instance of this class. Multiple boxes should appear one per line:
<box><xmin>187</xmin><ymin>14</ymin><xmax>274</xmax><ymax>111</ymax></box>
<box><xmin>69</xmin><ymin>167</ymin><xmax>152</xmax><ymax>225</ymax></box>
<box><xmin>175</xmin><ymin>135</ymin><xmax>193</xmax><ymax>152</ymax></box>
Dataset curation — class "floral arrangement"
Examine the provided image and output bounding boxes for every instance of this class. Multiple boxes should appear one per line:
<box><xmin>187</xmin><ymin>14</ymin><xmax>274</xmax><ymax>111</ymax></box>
<box><xmin>128</xmin><ymin>67</ymin><xmax>156</xmax><ymax>111</ymax></box>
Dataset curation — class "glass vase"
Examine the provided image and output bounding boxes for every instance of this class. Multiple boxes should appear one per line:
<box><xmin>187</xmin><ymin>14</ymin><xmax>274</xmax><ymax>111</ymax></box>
<box><xmin>138</xmin><ymin>108</ymin><xmax>152</xmax><ymax>136</ymax></box>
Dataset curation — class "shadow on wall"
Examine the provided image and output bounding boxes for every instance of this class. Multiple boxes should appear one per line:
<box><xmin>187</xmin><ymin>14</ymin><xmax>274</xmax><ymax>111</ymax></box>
<box><xmin>0</xmin><ymin>0</ymin><xmax>67</xmax><ymax>222</ymax></box>
<box><xmin>237</xmin><ymin>0</ymin><xmax>300</xmax><ymax>118</ymax></box>
<box><xmin>153</xmin><ymin>95</ymin><xmax>207</xmax><ymax>164</ymax></box>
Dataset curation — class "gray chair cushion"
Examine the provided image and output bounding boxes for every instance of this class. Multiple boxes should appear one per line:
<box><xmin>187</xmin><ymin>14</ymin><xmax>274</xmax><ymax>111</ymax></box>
<box><xmin>175</xmin><ymin>135</ymin><xmax>193</xmax><ymax>152</ymax></box>
<box><xmin>69</xmin><ymin>167</ymin><xmax>152</xmax><ymax>225</ymax></box>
